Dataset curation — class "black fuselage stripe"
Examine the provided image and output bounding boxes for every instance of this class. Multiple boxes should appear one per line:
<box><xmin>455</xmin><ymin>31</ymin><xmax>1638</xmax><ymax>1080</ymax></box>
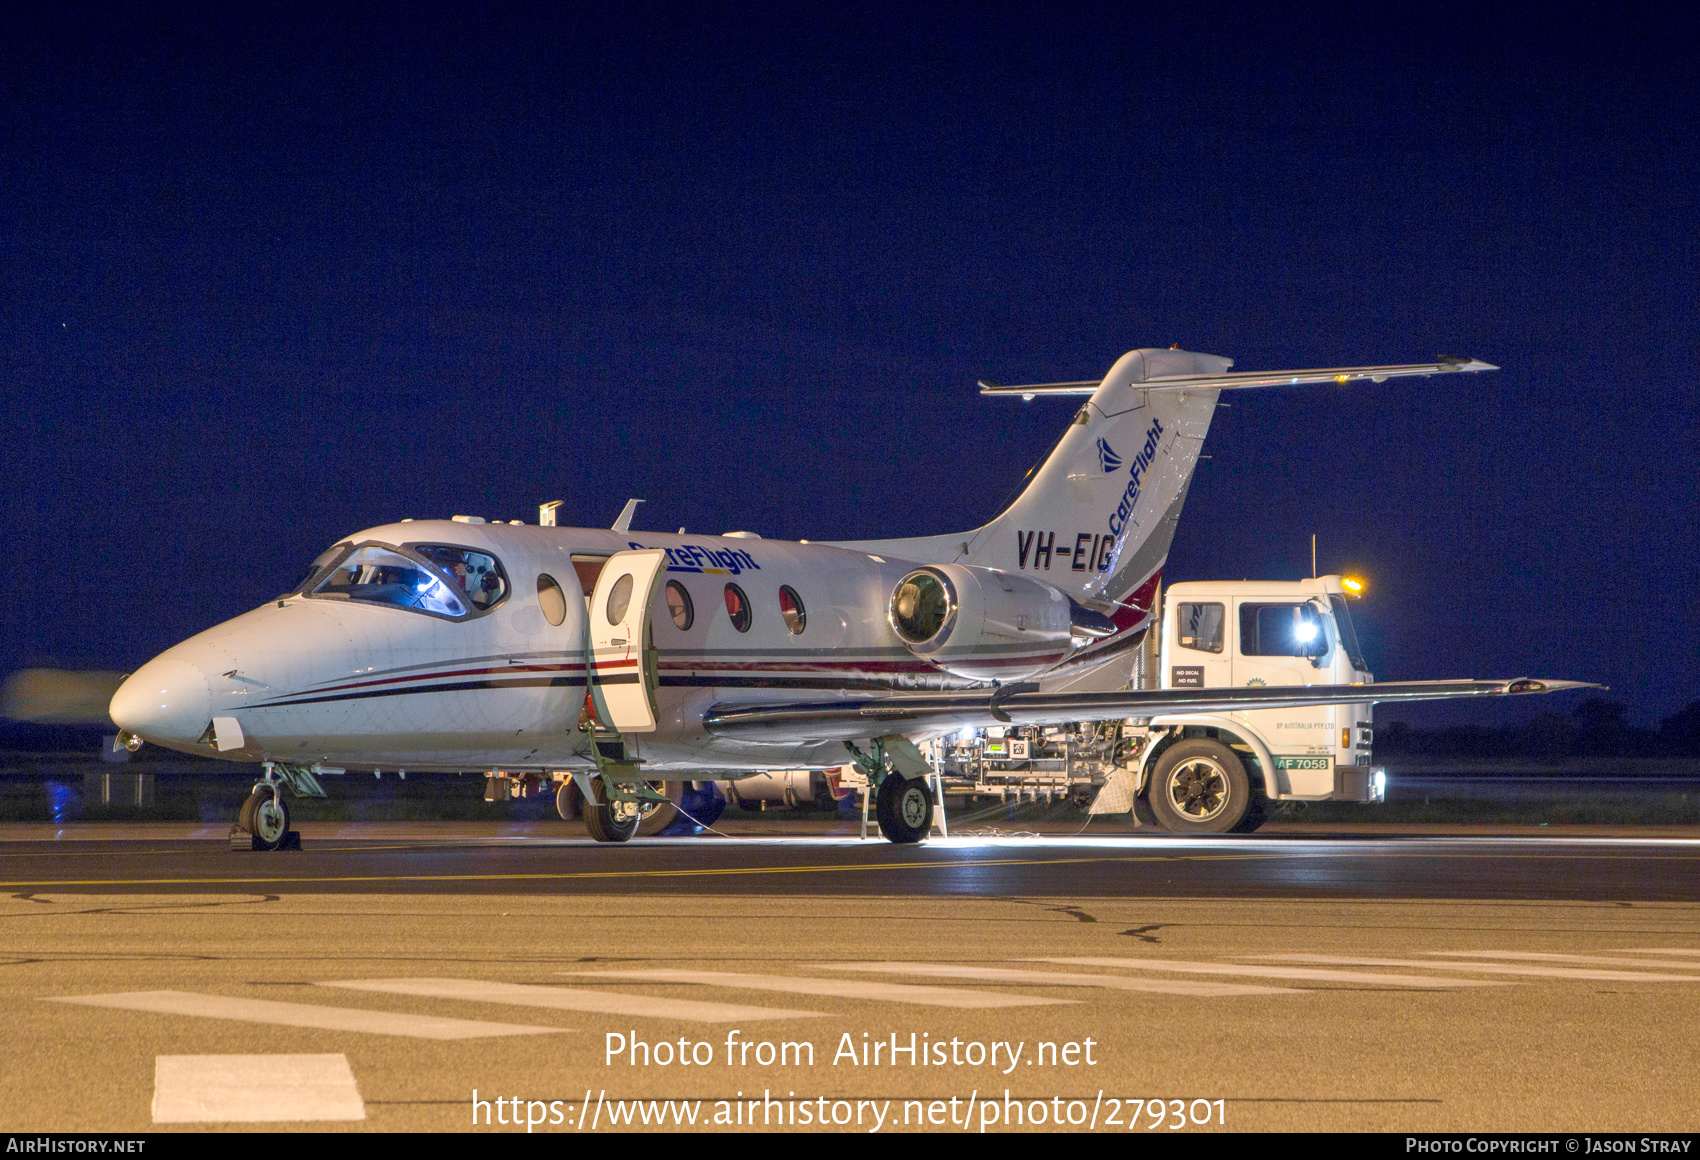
<box><xmin>661</xmin><ymin>675</ymin><xmax>904</xmax><ymax>692</ymax></box>
<box><xmin>261</xmin><ymin>676</ymin><xmax>587</xmax><ymax>707</ymax></box>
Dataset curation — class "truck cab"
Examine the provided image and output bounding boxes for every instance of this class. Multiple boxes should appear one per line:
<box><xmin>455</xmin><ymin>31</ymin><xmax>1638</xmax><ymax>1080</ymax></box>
<box><xmin>1144</xmin><ymin>574</ymin><xmax>1383</xmax><ymax>821</ymax></box>
<box><xmin>927</xmin><ymin>574</ymin><xmax>1388</xmax><ymax>835</ymax></box>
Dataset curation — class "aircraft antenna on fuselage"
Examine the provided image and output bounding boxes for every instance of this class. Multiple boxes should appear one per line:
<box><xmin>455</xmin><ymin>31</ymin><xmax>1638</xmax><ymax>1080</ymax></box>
<box><xmin>611</xmin><ymin>498</ymin><xmax>646</xmax><ymax>532</ymax></box>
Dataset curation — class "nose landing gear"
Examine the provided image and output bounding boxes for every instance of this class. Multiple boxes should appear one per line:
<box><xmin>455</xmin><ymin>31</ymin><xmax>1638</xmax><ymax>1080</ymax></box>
<box><xmin>237</xmin><ymin>787</ymin><xmax>295</xmax><ymax>850</ymax></box>
<box><xmin>230</xmin><ymin>763</ymin><xmax>324</xmax><ymax>851</ymax></box>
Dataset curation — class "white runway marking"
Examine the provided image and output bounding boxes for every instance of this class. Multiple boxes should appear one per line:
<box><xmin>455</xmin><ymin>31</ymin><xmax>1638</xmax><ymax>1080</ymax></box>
<box><xmin>1426</xmin><ymin>951</ymin><xmax>1700</xmax><ymax>970</ymax></box>
<box><xmin>566</xmin><ymin>969</ymin><xmax>1073</xmax><ymax>1009</ymax></box>
<box><xmin>1255</xmin><ymin>956</ymin><xmax>1700</xmax><ymax>983</ymax></box>
<box><xmin>814</xmin><ymin>961</ymin><xmax>1301</xmax><ymax>996</ymax></box>
<box><xmin>320</xmin><ymin>977</ymin><xmax>824</xmax><ymax>1023</ymax></box>
<box><xmin>50</xmin><ymin>990</ymin><xmax>564</xmax><ymax>1039</ymax></box>
<box><xmin>153</xmin><ymin>1054</ymin><xmax>364</xmax><ymax>1123</ymax></box>
<box><xmin>1031</xmin><ymin>956</ymin><xmax>1509</xmax><ymax>988</ymax></box>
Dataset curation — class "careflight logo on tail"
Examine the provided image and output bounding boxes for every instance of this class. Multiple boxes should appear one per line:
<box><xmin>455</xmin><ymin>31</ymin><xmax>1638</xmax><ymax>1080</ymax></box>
<box><xmin>1096</xmin><ymin>437</ymin><xmax>1122</xmax><ymax>473</ymax></box>
<box><xmin>1106</xmin><ymin>418</ymin><xmax>1166</xmax><ymax>537</ymax></box>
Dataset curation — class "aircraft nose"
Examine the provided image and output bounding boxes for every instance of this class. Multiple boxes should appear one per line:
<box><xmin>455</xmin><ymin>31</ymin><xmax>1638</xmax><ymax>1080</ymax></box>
<box><xmin>109</xmin><ymin>657</ymin><xmax>211</xmax><ymax>749</ymax></box>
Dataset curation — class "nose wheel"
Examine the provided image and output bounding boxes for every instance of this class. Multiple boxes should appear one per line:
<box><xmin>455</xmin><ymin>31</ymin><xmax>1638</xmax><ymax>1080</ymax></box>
<box><xmin>236</xmin><ymin>786</ymin><xmax>297</xmax><ymax>851</ymax></box>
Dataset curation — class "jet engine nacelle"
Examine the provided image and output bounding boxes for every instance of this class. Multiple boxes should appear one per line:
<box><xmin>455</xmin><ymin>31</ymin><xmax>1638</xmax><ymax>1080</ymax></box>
<box><xmin>888</xmin><ymin>564</ymin><xmax>1081</xmax><ymax>682</ymax></box>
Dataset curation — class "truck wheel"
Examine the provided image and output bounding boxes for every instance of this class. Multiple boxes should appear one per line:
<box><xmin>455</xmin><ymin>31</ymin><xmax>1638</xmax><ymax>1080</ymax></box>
<box><xmin>1147</xmin><ymin>739</ymin><xmax>1251</xmax><ymax>835</ymax></box>
<box><xmin>1229</xmin><ymin>795</ymin><xmax>1268</xmax><ymax>833</ymax></box>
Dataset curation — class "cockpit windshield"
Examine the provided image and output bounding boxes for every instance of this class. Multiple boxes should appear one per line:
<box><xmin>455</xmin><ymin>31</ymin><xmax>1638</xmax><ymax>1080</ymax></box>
<box><xmin>310</xmin><ymin>545</ymin><xmax>468</xmax><ymax>617</ymax></box>
<box><xmin>293</xmin><ymin>542</ymin><xmax>352</xmax><ymax>594</ymax></box>
<box><xmin>413</xmin><ymin>545</ymin><xmax>508</xmax><ymax>610</ymax></box>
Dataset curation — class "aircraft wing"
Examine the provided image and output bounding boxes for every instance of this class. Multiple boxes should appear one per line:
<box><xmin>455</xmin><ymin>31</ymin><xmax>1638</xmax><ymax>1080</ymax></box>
<box><xmin>702</xmin><ymin>678</ymin><xmax>1600</xmax><ymax>744</ymax></box>
<box><xmin>978</xmin><ymin>356</ymin><xmax>1497</xmax><ymax>397</ymax></box>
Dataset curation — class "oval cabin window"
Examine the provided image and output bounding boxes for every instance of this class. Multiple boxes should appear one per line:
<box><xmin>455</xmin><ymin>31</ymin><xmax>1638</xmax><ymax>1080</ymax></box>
<box><xmin>665</xmin><ymin>581</ymin><xmax>694</xmax><ymax>630</ymax></box>
<box><xmin>723</xmin><ymin>583</ymin><xmax>751</xmax><ymax>633</ymax></box>
<box><xmin>778</xmin><ymin>586</ymin><xmax>806</xmax><ymax>634</ymax></box>
<box><xmin>606</xmin><ymin>573</ymin><xmax>635</xmax><ymax>624</ymax></box>
<box><xmin>537</xmin><ymin>574</ymin><xmax>567</xmax><ymax>627</ymax></box>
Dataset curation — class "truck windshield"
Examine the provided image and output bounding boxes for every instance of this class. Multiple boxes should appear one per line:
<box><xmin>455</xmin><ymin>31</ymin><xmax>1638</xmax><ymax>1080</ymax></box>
<box><xmin>1329</xmin><ymin>595</ymin><xmax>1368</xmax><ymax>672</ymax></box>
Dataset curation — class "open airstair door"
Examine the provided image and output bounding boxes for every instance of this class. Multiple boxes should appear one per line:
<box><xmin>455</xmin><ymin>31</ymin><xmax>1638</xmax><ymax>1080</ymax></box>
<box><xmin>586</xmin><ymin>548</ymin><xmax>669</xmax><ymax>732</ymax></box>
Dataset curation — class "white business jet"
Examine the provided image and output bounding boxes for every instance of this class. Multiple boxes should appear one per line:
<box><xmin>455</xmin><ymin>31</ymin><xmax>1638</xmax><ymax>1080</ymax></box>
<box><xmin>108</xmin><ymin>347</ymin><xmax>1592</xmax><ymax>846</ymax></box>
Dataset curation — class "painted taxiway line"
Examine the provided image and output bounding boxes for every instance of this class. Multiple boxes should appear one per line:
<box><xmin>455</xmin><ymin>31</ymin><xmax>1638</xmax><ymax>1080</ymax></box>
<box><xmin>49</xmin><ymin>990</ymin><xmax>565</xmax><ymax>1039</ymax></box>
<box><xmin>153</xmin><ymin>1054</ymin><xmax>365</xmax><ymax>1123</ymax></box>
<box><xmin>1424</xmin><ymin>950</ymin><xmax>1700</xmax><ymax>970</ymax></box>
<box><xmin>1253</xmin><ymin>955</ymin><xmax>1700</xmax><ymax>983</ymax></box>
<box><xmin>1030</xmin><ymin>956</ymin><xmax>1510</xmax><ymax>988</ymax></box>
<box><xmin>566</xmin><ymin>969</ymin><xmax>1075</xmax><ymax>1009</ymax></box>
<box><xmin>320</xmin><ymin>977</ymin><xmax>824</xmax><ymax>1022</ymax></box>
<box><xmin>0</xmin><ymin>853</ymin><xmax>1224</xmax><ymax>889</ymax></box>
<box><xmin>814</xmin><ymin>961</ymin><xmax>1301</xmax><ymax>996</ymax></box>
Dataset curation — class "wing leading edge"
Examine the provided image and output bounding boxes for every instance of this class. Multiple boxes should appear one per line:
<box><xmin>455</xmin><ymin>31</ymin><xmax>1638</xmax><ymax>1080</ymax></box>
<box><xmin>702</xmin><ymin>679</ymin><xmax>1601</xmax><ymax>744</ymax></box>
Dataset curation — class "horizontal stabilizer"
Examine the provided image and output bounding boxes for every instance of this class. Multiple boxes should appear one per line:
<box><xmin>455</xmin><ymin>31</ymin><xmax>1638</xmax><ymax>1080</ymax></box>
<box><xmin>979</xmin><ymin>357</ymin><xmax>1497</xmax><ymax>398</ymax></box>
<box><xmin>704</xmin><ymin>678</ymin><xmax>1600</xmax><ymax>744</ymax></box>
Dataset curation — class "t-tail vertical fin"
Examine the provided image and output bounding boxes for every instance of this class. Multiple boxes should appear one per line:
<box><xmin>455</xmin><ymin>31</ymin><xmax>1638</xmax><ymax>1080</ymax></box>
<box><xmin>836</xmin><ymin>348</ymin><xmax>1229</xmax><ymax>626</ymax></box>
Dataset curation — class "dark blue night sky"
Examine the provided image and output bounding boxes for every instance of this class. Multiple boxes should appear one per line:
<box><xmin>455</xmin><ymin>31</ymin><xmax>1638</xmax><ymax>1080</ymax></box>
<box><xmin>3</xmin><ymin>5</ymin><xmax>1695</xmax><ymax>725</ymax></box>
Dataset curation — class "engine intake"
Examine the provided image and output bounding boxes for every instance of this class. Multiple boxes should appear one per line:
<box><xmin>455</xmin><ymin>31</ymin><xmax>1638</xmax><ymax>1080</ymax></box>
<box><xmin>888</xmin><ymin>564</ymin><xmax>1084</xmax><ymax>682</ymax></box>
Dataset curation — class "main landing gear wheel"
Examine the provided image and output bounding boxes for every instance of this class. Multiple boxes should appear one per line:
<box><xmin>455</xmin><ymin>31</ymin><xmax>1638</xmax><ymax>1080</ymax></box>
<box><xmin>582</xmin><ymin>780</ymin><xmax>640</xmax><ymax>843</ymax></box>
<box><xmin>875</xmin><ymin>774</ymin><xmax>933</xmax><ymax>844</ymax></box>
<box><xmin>1147</xmin><ymin>739</ymin><xmax>1252</xmax><ymax>835</ymax></box>
<box><xmin>240</xmin><ymin>788</ymin><xmax>291</xmax><ymax>851</ymax></box>
<box><xmin>635</xmin><ymin>780</ymin><xmax>686</xmax><ymax>837</ymax></box>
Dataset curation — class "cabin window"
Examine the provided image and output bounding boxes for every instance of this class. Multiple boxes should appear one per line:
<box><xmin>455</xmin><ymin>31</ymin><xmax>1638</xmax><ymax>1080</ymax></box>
<box><xmin>665</xmin><ymin>581</ymin><xmax>694</xmax><ymax>630</ymax></box>
<box><xmin>1175</xmin><ymin>602</ymin><xmax>1224</xmax><ymax>653</ymax></box>
<box><xmin>310</xmin><ymin>544</ymin><xmax>467</xmax><ymax>617</ymax></box>
<box><xmin>778</xmin><ymin>585</ymin><xmax>806</xmax><ymax>634</ymax></box>
<box><xmin>412</xmin><ymin>544</ymin><xmax>509</xmax><ymax>610</ymax></box>
<box><xmin>1239</xmin><ymin>602</ymin><xmax>1329</xmax><ymax>659</ymax></box>
<box><xmin>724</xmin><ymin>583</ymin><xmax>751</xmax><ymax>632</ymax></box>
<box><xmin>605</xmin><ymin>573</ymin><xmax>635</xmax><ymax>624</ymax></box>
<box><xmin>537</xmin><ymin>574</ymin><xmax>568</xmax><ymax>627</ymax></box>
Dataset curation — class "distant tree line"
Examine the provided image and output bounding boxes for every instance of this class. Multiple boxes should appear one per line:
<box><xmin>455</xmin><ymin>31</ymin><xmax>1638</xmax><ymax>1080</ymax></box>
<box><xmin>1378</xmin><ymin>698</ymin><xmax>1700</xmax><ymax>759</ymax></box>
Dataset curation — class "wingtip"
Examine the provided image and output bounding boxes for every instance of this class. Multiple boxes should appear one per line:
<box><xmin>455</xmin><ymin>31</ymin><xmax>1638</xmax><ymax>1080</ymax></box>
<box><xmin>1505</xmin><ymin>678</ymin><xmax>1606</xmax><ymax>694</ymax></box>
<box><xmin>1439</xmin><ymin>355</ymin><xmax>1498</xmax><ymax>373</ymax></box>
